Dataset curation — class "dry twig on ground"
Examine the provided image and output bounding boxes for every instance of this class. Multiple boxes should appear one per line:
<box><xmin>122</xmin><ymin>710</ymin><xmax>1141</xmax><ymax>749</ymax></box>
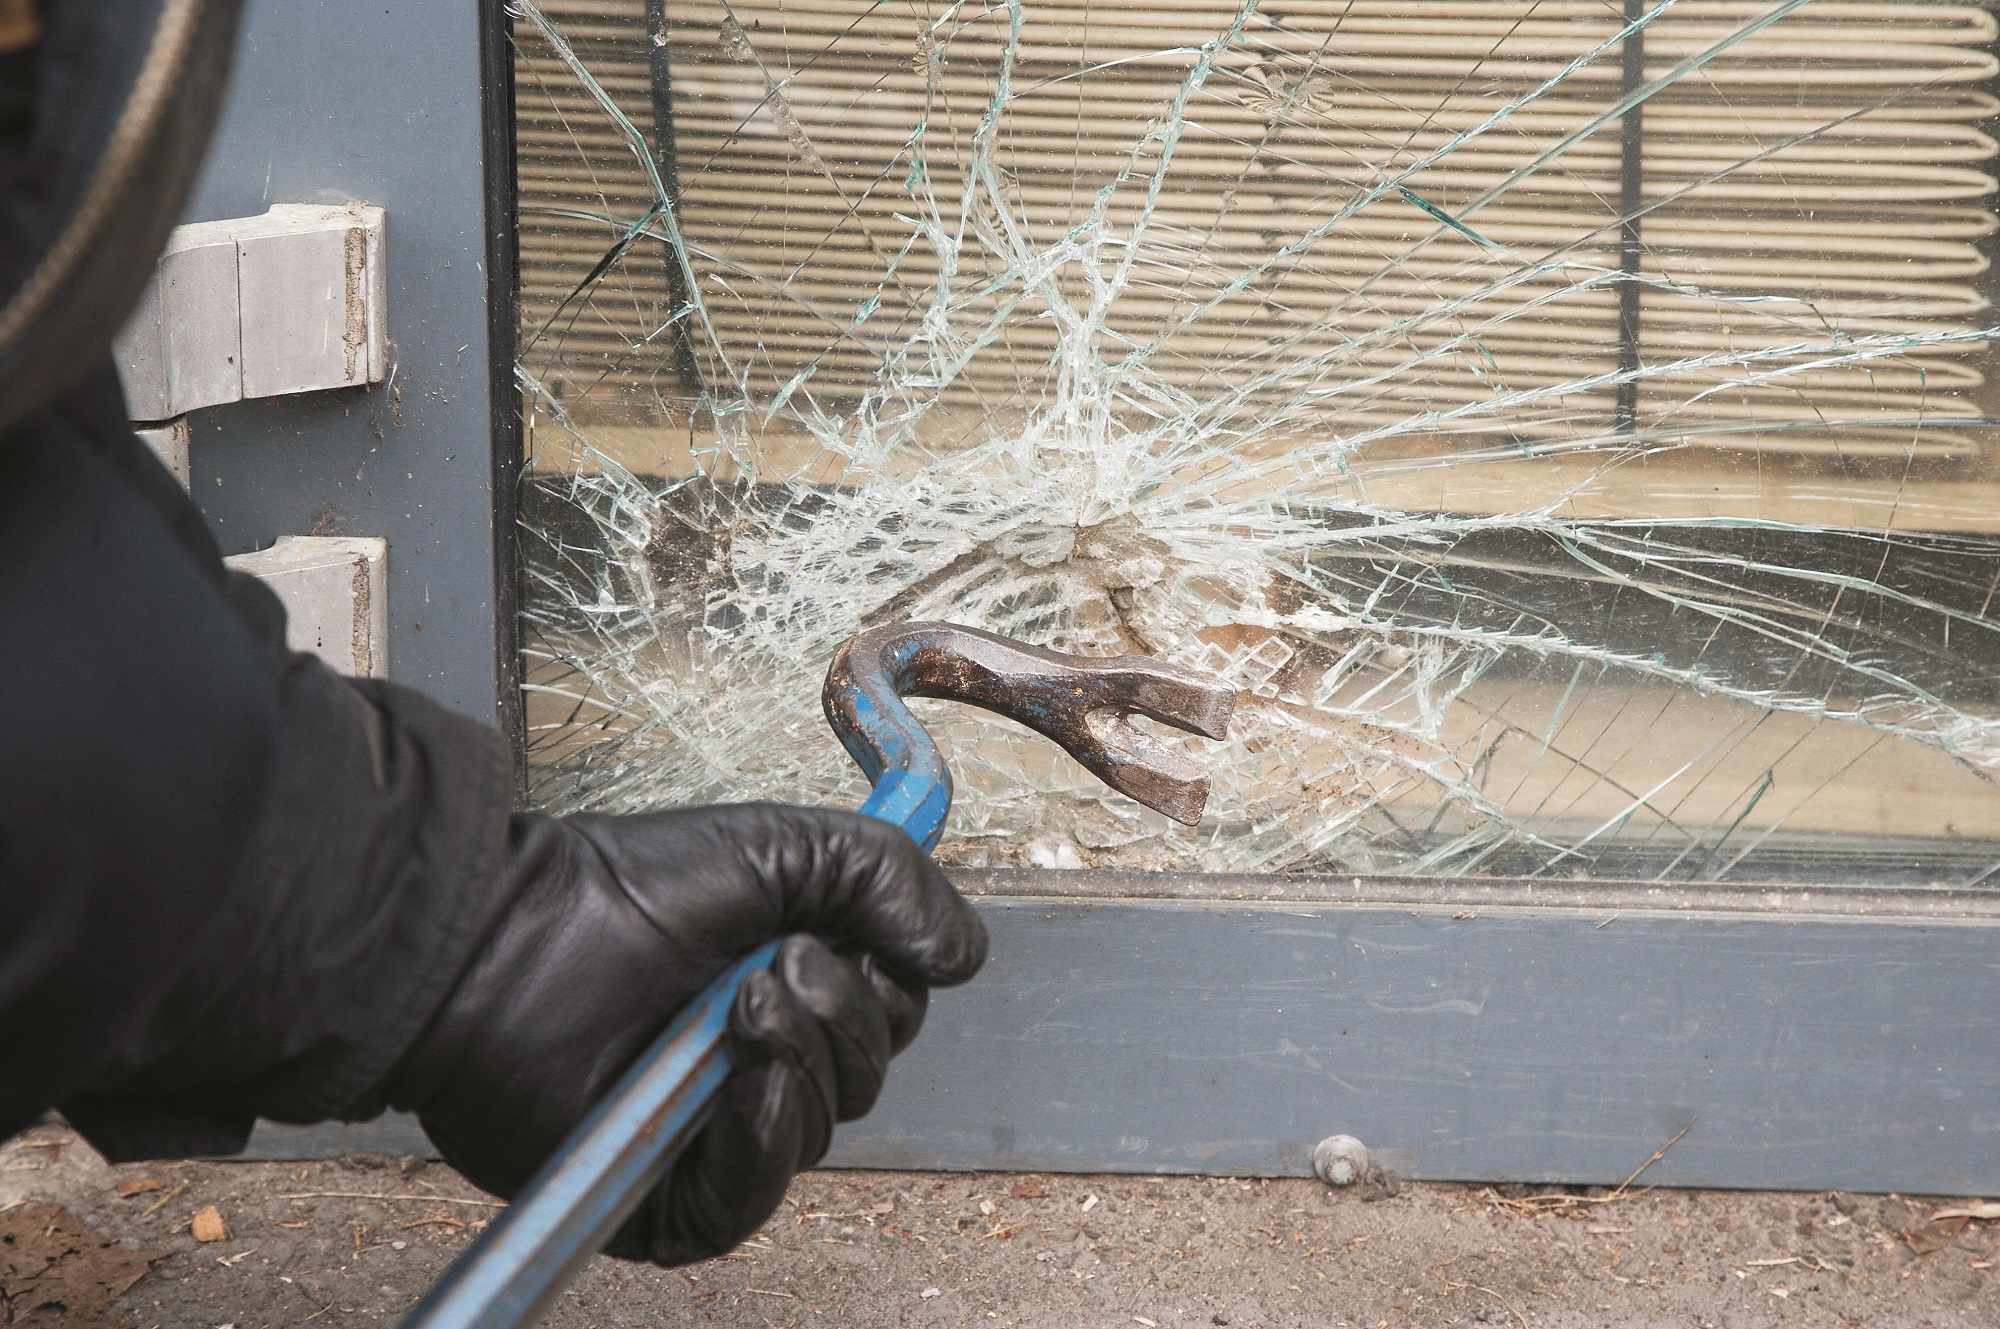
<box><xmin>1486</xmin><ymin>1119</ymin><xmax>1696</xmax><ymax>1215</ymax></box>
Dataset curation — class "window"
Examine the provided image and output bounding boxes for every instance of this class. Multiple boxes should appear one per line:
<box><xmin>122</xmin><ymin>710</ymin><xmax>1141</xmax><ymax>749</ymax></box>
<box><xmin>512</xmin><ymin>0</ymin><xmax>2000</xmax><ymax>884</ymax></box>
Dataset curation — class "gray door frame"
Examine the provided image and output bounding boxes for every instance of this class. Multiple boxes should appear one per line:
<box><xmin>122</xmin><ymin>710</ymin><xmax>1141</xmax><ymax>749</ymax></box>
<box><xmin>184</xmin><ymin>0</ymin><xmax>519</xmax><ymax>737</ymax></box>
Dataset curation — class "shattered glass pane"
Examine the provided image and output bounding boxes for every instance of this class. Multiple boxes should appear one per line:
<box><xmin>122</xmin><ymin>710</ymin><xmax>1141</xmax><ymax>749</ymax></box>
<box><xmin>511</xmin><ymin>0</ymin><xmax>2000</xmax><ymax>883</ymax></box>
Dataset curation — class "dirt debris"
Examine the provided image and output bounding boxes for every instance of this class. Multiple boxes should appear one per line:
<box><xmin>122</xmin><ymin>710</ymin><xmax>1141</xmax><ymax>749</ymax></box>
<box><xmin>3</xmin><ymin>1125</ymin><xmax>2000</xmax><ymax>1326</ymax></box>
<box><xmin>0</xmin><ymin>1202</ymin><xmax>161</xmax><ymax>1328</ymax></box>
<box><xmin>190</xmin><ymin>1205</ymin><xmax>228</xmax><ymax>1244</ymax></box>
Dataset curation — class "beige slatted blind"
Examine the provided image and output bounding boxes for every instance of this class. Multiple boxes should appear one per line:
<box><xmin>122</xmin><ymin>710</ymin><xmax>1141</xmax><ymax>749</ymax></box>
<box><xmin>515</xmin><ymin>1</ymin><xmax>1999</xmax><ymax>464</ymax></box>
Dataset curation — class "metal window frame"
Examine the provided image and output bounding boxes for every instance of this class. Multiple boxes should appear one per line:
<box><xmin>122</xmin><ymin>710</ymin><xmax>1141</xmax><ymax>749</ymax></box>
<box><xmin>202</xmin><ymin>0</ymin><xmax>2000</xmax><ymax>1198</ymax></box>
<box><xmin>247</xmin><ymin>870</ymin><xmax>2000</xmax><ymax>1196</ymax></box>
<box><xmin>821</xmin><ymin>872</ymin><xmax>2000</xmax><ymax>1195</ymax></box>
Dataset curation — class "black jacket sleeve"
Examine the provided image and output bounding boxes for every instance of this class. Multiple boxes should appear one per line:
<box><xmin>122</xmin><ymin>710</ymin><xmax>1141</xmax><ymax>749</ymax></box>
<box><xmin>0</xmin><ymin>366</ymin><xmax>517</xmax><ymax>1157</ymax></box>
<box><xmin>0</xmin><ymin>366</ymin><xmax>276</xmax><ymax>1144</ymax></box>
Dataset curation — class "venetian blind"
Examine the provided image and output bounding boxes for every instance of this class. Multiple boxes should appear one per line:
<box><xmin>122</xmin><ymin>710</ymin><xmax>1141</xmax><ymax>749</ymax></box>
<box><xmin>515</xmin><ymin>1</ymin><xmax>2000</xmax><ymax>463</ymax></box>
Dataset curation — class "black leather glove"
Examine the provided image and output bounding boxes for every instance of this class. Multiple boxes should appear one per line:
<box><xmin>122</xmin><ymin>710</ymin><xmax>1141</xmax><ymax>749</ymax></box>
<box><xmin>379</xmin><ymin>803</ymin><xmax>987</xmax><ymax>1266</ymax></box>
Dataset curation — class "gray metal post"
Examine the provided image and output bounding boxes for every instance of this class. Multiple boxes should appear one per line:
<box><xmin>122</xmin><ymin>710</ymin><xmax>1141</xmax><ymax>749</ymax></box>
<box><xmin>179</xmin><ymin>0</ymin><xmax>517</xmax><ymax>727</ymax></box>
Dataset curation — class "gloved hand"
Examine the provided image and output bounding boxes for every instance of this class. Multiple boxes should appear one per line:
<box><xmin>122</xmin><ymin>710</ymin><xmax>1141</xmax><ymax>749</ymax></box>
<box><xmin>378</xmin><ymin>803</ymin><xmax>987</xmax><ymax>1266</ymax></box>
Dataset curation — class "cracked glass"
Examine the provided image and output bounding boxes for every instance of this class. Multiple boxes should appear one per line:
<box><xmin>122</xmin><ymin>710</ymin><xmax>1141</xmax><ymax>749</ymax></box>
<box><xmin>509</xmin><ymin>0</ymin><xmax>2000</xmax><ymax>883</ymax></box>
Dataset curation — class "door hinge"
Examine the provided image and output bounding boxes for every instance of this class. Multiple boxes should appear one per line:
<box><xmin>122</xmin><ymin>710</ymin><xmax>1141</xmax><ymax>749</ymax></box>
<box><xmin>115</xmin><ymin>202</ymin><xmax>388</xmax><ymax>422</ymax></box>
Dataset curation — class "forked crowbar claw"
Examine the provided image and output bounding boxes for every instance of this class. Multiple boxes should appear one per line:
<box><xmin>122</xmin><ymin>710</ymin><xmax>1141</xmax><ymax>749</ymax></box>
<box><xmin>401</xmin><ymin>623</ymin><xmax>1236</xmax><ymax>1328</ymax></box>
<box><xmin>825</xmin><ymin>622</ymin><xmax>1238</xmax><ymax>847</ymax></box>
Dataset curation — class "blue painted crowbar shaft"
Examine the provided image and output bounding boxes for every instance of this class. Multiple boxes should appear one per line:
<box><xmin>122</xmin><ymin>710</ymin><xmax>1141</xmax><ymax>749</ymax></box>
<box><xmin>400</xmin><ymin>623</ymin><xmax>1234</xmax><ymax>1329</ymax></box>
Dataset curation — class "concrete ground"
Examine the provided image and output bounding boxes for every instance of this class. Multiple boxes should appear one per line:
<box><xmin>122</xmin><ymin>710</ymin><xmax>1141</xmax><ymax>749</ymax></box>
<box><xmin>4</xmin><ymin>1120</ymin><xmax>1997</xmax><ymax>1328</ymax></box>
